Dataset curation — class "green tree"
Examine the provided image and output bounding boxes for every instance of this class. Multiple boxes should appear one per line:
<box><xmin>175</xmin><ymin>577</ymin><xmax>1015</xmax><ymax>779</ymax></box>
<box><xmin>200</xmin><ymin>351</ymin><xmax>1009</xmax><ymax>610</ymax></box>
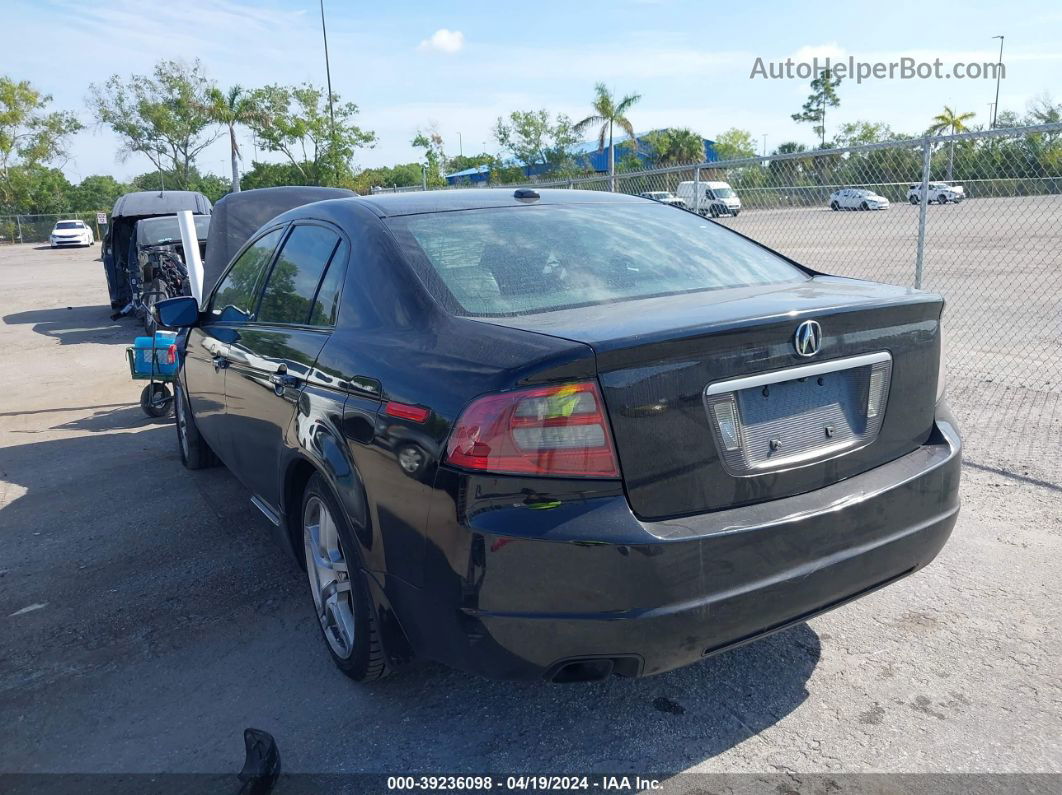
<box><xmin>493</xmin><ymin>110</ymin><xmax>578</xmax><ymax>174</ymax></box>
<box><xmin>832</xmin><ymin>121</ymin><xmax>896</xmax><ymax>148</ymax></box>
<box><xmin>2</xmin><ymin>165</ymin><xmax>72</xmax><ymax>214</ymax></box>
<box><xmin>644</xmin><ymin>128</ymin><xmax>705</xmax><ymax>166</ymax></box>
<box><xmin>574</xmin><ymin>83</ymin><xmax>642</xmax><ymax>190</ymax></box>
<box><xmin>412</xmin><ymin>125</ymin><xmax>447</xmax><ymax>186</ymax></box>
<box><xmin>714</xmin><ymin>128</ymin><xmax>757</xmax><ymax>162</ymax></box>
<box><xmin>128</xmin><ymin>167</ymin><xmax>229</xmax><ymax>203</ymax></box>
<box><xmin>1</xmin><ymin>76</ymin><xmax>82</xmax><ymax>212</ymax></box>
<box><xmin>928</xmin><ymin>106</ymin><xmax>976</xmax><ymax>181</ymax></box>
<box><xmin>70</xmin><ymin>175</ymin><xmax>128</xmax><ymax>212</ymax></box>
<box><xmin>88</xmin><ymin>59</ymin><xmax>220</xmax><ymax>189</ymax></box>
<box><xmin>350</xmin><ymin>162</ymin><xmax>426</xmax><ymax>194</ymax></box>
<box><xmin>200</xmin><ymin>85</ymin><xmax>265</xmax><ymax>193</ymax></box>
<box><xmin>248</xmin><ymin>83</ymin><xmax>375</xmax><ymax>186</ymax></box>
<box><xmin>240</xmin><ymin>160</ymin><xmax>313</xmax><ymax>190</ymax></box>
<box><xmin>767</xmin><ymin>141</ymin><xmax>811</xmax><ymax>186</ymax></box>
<box><xmin>792</xmin><ymin>68</ymin><xmax>841</xmax><ymax>148</ymax></box>
<box><xmin>446</xmin><ymin>152</ymin><xmax>494</xmax><ymax>174</ymax></box>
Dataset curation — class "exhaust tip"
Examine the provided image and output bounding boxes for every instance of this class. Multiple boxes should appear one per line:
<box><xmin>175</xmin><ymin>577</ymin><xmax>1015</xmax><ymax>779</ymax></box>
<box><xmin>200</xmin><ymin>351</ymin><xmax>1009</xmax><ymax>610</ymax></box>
<box><xmin>546</xmin><ymin>656</ymin><xmax>641</xmax><ymax>683</ymax></box>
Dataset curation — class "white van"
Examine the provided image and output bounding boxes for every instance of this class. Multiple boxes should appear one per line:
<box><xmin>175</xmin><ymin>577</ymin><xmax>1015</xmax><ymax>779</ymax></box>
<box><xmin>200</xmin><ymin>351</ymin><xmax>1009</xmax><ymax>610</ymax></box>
<box><xmin>675</xmin><ymin>180</ymin><xmax>741</xmax><ymax>216</ymax></box>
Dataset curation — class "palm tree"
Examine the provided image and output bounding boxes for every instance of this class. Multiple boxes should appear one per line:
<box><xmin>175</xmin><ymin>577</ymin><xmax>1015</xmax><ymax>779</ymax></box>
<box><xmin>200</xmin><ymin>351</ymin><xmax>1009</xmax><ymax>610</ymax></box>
<box><xmin>202</xmin><ymin>86</ymin><xmax>265</xmax><ymax>192</ymax></box>
<box><xmin>647</xmin><ymin>128</ymin><xmax>705</xmax><ymax>166</ymax></box>
<box><xmin>928</xmin><ymin>106</ymin><xmax>976</xmax><ymax>181</ymax></box>
<box><xmin>574</xmin><ymin>83</ymin><xmax>642</xmax><ymax>191</ymax></box>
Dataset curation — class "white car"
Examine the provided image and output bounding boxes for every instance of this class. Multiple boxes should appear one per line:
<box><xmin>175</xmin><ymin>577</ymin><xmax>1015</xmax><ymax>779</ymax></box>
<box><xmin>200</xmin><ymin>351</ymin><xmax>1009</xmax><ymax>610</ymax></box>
<box><xmin>638</xmin><ymin>191</ymin><xmax>687</xmax><ymax>208</ymax></box>
<box><xmin>907</xmin><ymin>182</ymin><xmax>965</xmax><ymax>205</ymax></box>
<box><xmin>49</xmin><ymin>219</ymin><xmax>94</xmax><ymax>247</ymax></box>
<box><xmin>829</xmin><ymin>188</ymin><xmax>890</xmax><ymax>211</ymax></box>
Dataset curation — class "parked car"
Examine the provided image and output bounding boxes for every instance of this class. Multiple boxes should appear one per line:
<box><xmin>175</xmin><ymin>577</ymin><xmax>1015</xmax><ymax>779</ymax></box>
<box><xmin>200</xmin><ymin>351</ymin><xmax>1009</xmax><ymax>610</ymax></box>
<box><xmin>830</xmin><ymin>188</ymin><xmax>890</xmax><ymax>211</ymax></box>
<box><xmin>156</xmin><ymin>188</ymin><xmax>960</xmax><ymax>684</ymax></box>
<box><xmin>49</xmin><ymin>219</ymin><xmax>94</xmax><ymax>247</ymax></box>
<box><xmin>675</xmin><ymin>180</ymin><xmax>741</xmax><ymax>216</ymax></box>
<box><xmin>638</xmin><ymin>191</ymin><xmax>687</xmax><ymax>208</ymax></box>
<box><xmin>103</xmin><ymin>190</ymin><xmax>212</xmax><ymax>312</ymax></box>
<box><xmin>908</xmin><ymin>182</ymin><xmax>965</xmax><ymax>204</ymax></box>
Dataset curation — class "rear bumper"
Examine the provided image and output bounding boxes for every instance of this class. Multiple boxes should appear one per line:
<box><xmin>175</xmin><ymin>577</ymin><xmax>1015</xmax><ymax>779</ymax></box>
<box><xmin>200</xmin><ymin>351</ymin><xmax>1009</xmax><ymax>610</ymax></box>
<box><xmin>391</xmin><ymin>405</ymin><xmax>961</xmax><ymax>680</ymax></box>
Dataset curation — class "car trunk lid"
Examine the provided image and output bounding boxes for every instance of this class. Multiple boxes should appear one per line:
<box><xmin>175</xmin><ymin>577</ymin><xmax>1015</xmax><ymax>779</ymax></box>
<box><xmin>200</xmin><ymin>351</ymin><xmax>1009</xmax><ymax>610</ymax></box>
<box><xmin>475</xmin><ymin>276</ymin><xmax>943</xmax><ymax>520</ymax></box>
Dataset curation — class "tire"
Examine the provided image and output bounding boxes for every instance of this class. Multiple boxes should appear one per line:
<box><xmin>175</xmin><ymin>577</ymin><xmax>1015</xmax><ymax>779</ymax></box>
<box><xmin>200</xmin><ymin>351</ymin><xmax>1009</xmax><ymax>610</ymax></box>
<box><xmin>174</xmin><ymin>381</ymin><xmax>219</xmax><ymax>469</ymax></box>
<box><xmin>910</xmin><ymin>196</ymin><xmax>919</xmax><ymax>205</ymax></box>
<box><xmin>140</xmin><ymin>383</ymin><xmax>173</xmax><ymax>418</ymax></box>
<box><xmin>861</xmin><ymin>201</ymin><xmax>869</xmax><ymax>211</ymax></box>
<box><xmin>731</xmin><ymin>209</ymin><xmax>740</xmax><ymax>217</ymax></box>
<box><xmin>831</xmin><ymin>201</ymin><xmax>840</xmax><ymax>211</ymax></box>
<box><xmin>938</xmin><ymin>195</ymin><xmax>949</xmax><ymax>205</ymax></box>
<box><xmin>143</xmin><ymin>278</ymin><xmax>166</xmax><ymax>335</ymax></box>
<box><xmin>301</xmin><ymin>473</ymin><xmax>390</xmax><ymax>682</ymax></box>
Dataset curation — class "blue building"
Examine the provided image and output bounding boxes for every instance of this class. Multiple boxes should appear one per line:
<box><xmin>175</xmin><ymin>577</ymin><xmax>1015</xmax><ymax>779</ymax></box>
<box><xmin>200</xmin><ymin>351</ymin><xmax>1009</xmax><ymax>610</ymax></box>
<box><xmin>444</xmin><ymin>129</ymin><xmax>717</xmax><ymax>186</ymax></box>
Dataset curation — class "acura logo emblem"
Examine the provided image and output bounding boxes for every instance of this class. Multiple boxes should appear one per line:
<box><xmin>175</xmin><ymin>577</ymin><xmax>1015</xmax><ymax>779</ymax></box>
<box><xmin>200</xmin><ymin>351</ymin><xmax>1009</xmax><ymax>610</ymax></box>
<box><xmin>794</xmin><ymin>320</ymin><xmax>822</xmax><ymax>357</ymax></box>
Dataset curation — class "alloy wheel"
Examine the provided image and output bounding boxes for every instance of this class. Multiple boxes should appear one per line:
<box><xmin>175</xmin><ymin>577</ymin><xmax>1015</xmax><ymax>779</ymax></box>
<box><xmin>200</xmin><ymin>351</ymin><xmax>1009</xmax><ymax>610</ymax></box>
<box><xmin>303</xmin><ymin>496</ymin><xmax>356</xmax><ymax>659</ymax></box>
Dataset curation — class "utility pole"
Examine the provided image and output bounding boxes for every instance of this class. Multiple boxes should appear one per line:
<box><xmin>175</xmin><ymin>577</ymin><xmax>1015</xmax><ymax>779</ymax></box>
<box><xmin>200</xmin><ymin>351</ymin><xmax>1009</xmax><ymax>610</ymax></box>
<box><xmin>991</xmin><ymin>35</ymin><xmax>1004</xmax><ymax>128</ymax></box>
<box><xmin>458</xmin><ymin>132</ymin><xmax>463</xmax><ymax>157</ymax></box>
<box><xmin>762</xmin><ymin>134</ymin><xmax>768</xmax><ymax>157</ymax></box>
<box><xmin>320</xmin><ymin>0</ymin><xmax>337</xmax><ymax>181</ymax></box>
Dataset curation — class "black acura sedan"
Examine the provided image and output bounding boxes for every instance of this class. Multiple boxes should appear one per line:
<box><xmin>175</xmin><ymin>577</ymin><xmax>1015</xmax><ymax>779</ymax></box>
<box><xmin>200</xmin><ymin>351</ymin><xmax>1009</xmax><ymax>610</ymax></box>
<box><xmin>157</xmin><ymin>189</ymin><xmax>961</xmax><ymax>683</ymax></box>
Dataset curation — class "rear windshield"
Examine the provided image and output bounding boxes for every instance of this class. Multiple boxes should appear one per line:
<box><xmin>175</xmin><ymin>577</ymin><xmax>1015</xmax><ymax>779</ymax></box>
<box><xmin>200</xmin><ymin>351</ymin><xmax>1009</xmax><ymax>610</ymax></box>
<box><xmin>55</xmin><ymin>221</ymin><xmax>83</xmax><ymax>229</ymax></box>
<box><xmin>387</xmin><ymin>203</ymin><xmax>805</xmax><ymax>316</ymax></box>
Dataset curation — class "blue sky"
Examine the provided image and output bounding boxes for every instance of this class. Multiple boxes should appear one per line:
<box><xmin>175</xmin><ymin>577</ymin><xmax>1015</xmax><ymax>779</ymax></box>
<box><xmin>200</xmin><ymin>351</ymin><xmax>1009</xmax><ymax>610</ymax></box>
<box><xmin>8</xmin><ymin>0</ymin><xmax>1062</xmax><ymax>181</ymax></box>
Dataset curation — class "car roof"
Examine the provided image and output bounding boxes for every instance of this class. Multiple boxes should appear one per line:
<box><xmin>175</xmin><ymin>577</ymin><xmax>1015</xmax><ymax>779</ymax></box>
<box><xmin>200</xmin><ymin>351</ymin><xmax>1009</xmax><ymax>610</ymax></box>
<box><xmin>55</xmin><ymin>219</ymin><xmax>85</xmax><ymax>223</ymax></box>
<box><xmin>355</xmin><ymin>188</ymin><xmax>645</xmax><ymax>218</ymax></box>
<box><xmin>111</xmin><ymin>190</ymin><xmax>212</xmax><ymax>218</ymax></box>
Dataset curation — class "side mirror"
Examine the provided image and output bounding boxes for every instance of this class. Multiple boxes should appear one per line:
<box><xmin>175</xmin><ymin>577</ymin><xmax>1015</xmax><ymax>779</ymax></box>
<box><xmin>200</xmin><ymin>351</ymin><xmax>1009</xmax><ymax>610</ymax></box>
<box><xmin>155</xmin><ymin>295</ymin><xmax>200</xmax><ymax>329</ymax></box>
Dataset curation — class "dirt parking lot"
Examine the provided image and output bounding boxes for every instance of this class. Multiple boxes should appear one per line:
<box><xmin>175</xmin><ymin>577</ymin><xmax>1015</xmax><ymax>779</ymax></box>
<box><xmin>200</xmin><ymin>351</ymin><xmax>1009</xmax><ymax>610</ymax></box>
<box><xmin>1</xmin><ymin>241</ymin><xmax>1060</xmax><ymax>779</ymax></box>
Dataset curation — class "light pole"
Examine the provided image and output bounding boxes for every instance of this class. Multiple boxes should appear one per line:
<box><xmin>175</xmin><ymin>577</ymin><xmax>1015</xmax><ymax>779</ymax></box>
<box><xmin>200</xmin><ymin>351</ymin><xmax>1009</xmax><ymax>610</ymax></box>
<box><xmin>762</xmin><ymin>133</ymin><xmax>768</xmax><ymax>157</ymax></box>
<box><xmin>991</xmin><ymin>35</ymin><xmax>1004</xmax><ymax>128</ymax></box>
<box><xmin>320</xmin><ymin>0</ymin><xmax>337</xmax><ymax>180</ymax></box>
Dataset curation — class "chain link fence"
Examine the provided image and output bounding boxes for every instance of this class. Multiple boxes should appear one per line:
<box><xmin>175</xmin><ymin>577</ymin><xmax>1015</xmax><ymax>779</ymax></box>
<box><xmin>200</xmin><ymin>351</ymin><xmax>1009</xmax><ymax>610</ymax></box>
<box><xmin>381</xmin><ymin>123</ymin><xmax>1062</xmax><ymax>485</ymax></box>
<box><xmin>0</xmin><ymin>212</ymin><xmax>106</xmax><ymax>246</ymax></box>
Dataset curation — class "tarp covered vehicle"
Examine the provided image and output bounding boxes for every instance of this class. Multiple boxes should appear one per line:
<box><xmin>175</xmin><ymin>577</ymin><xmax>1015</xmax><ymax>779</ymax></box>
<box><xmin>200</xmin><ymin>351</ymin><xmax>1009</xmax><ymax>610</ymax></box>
<box><xmin>201</xmin><ymin>186</ymin><xmax>355</xmax><ymax>296</ymax></box>
<box><xmin>103</xmin><ymin>190</ymin><xmax>212</xmax><ymax>310</ymax></box>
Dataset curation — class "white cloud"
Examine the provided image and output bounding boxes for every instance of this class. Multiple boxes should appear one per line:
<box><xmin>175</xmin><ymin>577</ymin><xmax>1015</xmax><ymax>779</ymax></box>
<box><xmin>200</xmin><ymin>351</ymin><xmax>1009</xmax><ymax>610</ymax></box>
<box><xmin>418</xmin><ymin>28</ymin><xmax>465</xmax><ymax>55</ymax></box>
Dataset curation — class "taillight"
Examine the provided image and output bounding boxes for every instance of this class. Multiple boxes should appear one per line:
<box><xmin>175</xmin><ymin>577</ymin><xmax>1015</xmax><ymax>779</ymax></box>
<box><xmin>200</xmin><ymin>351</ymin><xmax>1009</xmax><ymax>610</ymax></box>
<box><xmin>166</xmin><ymin>344</ymin><xmax>177</xmax><ymax>365</ymax></box>
<box><xmin>445</xmin><ymin>381</ymin><xmax>620</xmax><ymax>478</ymax></box>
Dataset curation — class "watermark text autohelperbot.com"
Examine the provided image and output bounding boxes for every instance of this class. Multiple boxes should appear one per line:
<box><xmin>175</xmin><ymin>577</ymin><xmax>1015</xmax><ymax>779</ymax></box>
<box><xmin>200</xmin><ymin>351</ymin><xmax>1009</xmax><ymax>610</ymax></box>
<box><xmin>750</xmin><ymin>56</ymin><xmax>1004</xmax><ymax>83</ymax></box>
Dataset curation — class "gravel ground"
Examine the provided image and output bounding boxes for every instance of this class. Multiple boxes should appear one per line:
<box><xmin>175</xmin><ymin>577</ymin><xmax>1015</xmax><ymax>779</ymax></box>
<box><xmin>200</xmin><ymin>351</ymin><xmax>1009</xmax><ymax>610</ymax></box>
<box><xmin>0</xmin><ymin>239</ymin><xmax>1060</xmax><ymax>779</ymax></box>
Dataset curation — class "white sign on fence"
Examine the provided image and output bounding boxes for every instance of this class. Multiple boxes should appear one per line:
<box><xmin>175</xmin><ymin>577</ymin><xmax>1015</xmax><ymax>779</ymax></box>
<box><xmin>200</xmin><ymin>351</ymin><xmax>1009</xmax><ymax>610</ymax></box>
<box><xmin>96</xmin><ymin>212</ymin><xmax>107</xmax><ymax>225</ymax></box>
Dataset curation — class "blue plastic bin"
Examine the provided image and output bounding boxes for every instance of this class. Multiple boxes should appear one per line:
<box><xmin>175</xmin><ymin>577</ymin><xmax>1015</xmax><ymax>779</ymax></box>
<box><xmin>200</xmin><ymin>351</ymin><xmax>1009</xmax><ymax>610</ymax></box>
<box><xmin>131</xmin><ymin>331</ymin><xmax>179</xmax><ymax>378</ymax></box>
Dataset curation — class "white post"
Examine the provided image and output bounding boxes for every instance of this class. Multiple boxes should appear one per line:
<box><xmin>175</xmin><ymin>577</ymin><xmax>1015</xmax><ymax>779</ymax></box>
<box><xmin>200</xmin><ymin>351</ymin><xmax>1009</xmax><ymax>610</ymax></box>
<box><xmin>177</xmin><ymin>210</ymin><xmax>205</xmax><ymax>304</ymax></box>
<box><xmin>914</xmin><ymin>137</ymin><xmax>932</xmax><ymax>289</ymax></box>
<box><xmin>693</xmin><ymin>167</ymin><xmax>701</xmax><ymax>215</ymax></box>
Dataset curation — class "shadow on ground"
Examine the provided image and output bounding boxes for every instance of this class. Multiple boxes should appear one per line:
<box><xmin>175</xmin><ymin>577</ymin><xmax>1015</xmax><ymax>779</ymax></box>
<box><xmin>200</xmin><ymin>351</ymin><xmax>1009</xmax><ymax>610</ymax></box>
<box><xmin>3</xmin><ymin>305</ymin><xmax>130</xmax><ymax>345</ymax></box>
<box><xmin>0</xmin><ymin>425</ymin><xmax>820</xmax><ymax>774</ymax></box>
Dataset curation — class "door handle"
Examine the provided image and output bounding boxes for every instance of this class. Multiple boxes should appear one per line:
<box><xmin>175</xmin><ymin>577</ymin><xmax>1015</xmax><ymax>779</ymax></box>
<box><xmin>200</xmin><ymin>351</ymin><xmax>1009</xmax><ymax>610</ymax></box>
<box><xmin>212</xmin><ymin>355</ymin><xmax>229</xmax><ymax>371</ymax></box>
<box><xmin>270</xmin><ymin>372</ymin><xmax>301</xmax><ymax>392</ymax></box>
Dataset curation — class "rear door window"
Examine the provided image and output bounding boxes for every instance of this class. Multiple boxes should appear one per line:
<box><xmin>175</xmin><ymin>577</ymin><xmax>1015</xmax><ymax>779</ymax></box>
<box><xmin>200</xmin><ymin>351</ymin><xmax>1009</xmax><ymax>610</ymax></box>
<box><xmin>257</xmin><ymin>224</ymin><xmax>341</xmax><ymax>326</ymax></box>
<box><xmin>209</xmin><ymin>228</ymin><xmax>284</xmax><ymax>323</ymax></box>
